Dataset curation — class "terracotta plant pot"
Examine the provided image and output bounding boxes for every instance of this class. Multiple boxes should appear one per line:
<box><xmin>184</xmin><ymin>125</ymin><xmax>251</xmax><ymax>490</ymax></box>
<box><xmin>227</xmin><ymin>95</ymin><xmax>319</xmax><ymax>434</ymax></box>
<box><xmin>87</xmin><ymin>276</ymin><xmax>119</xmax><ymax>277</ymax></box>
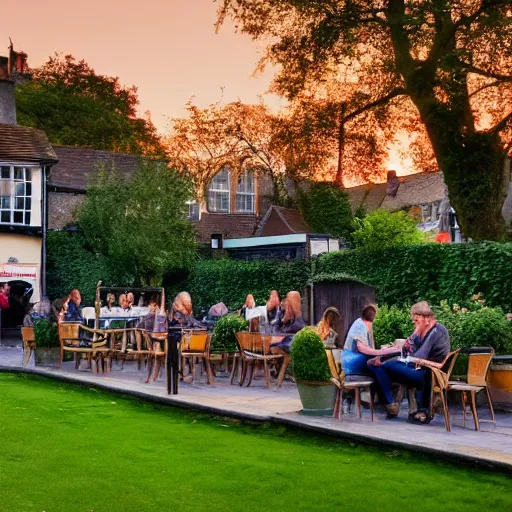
<box><xmin>296</xmin><ymin>381</ymin><xmax>336</xmax><ymax>416</ymax></box>
<box><xmin>34</xmin><ymin>347</ymin><xmax>60</xmax><ymax>367</ymax></box>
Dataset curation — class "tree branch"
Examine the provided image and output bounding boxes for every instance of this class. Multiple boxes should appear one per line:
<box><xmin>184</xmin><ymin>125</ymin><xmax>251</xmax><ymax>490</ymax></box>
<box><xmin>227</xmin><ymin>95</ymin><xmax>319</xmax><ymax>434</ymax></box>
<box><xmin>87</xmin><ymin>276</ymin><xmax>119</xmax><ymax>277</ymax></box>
<box><xmin>488</xmin><ymin>111</ymin><xmax>512</xmax><ymax>134</ymax></box>
<box><xmin>342</xmin><ymin>88</ymin><xmax>406</xmax><ymax>124</ymax></box>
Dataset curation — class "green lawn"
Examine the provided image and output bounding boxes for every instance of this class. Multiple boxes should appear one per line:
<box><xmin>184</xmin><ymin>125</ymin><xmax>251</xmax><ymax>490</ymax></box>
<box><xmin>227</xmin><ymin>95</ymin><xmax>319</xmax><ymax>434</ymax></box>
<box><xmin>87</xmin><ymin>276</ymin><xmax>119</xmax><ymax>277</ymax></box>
<box><xmin>0</xmin><ymin>373</ymin><xmax>510</xmax><ymax>512</ymax></box>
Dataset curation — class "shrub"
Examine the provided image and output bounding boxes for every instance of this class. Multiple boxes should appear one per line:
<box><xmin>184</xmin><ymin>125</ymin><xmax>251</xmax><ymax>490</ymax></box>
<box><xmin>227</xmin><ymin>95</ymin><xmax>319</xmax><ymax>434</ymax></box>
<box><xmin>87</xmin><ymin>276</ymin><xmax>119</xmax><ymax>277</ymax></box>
<box><xmin>33</xmin><ymin>319</ymin><xmax>59</xmax><ymax>348</ymax></box>
<box><xmin>291</xmin><ymin>327</ymin><xmax>331</xmax><ymax>382</ymax></box>
<box><xmin>352</xmin><ymin>209</ymin><xmax>427</xmax><ymax>251</ymax></box>
<box><xmin>298</xmin><ymin>182</ymin><xmax>354</xmax><ymax>239</ymax></box>
<box><xmin>211</xmin><ymin>314</ymin><xmax>248</xmax><ymax>353</ymax></box>
<box><xmin>314</xmin><ymin>242</ymin><xmax>512</xmax><ymax>311</ymax></box>
<box><xmin>46</xmin><ymin>231</ymin><xmax>114</xmax><ymax>304</ymax></box>
<box><xmin>167</xmin><ymin>258</ymin><xmax>311</xmax><ymax>315</ymax></box>
<box><xmin>373</xmin><ymin>305</ymin><xmax>414</xmax><ymax>348</ymax></box>
<box><xmin>373</xmin><ymin>299</ymin><xmax>512</xmax><ymax>356</ymax></box>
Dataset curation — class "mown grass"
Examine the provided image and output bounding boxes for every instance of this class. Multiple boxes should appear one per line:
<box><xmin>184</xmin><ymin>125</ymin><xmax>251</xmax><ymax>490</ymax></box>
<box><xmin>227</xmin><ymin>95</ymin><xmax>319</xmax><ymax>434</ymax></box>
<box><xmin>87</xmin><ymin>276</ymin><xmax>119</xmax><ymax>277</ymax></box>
<box><xmin>0</xmin><ymin>372</ymin><xmax>510</xmax><ymax>512</ymax></box>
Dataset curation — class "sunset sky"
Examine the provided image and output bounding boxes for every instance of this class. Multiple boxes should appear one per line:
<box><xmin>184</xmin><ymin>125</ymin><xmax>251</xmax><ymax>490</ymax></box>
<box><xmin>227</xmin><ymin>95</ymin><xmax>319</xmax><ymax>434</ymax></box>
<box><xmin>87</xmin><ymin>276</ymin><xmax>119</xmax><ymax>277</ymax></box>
<box><xmin>3</xmin><ymin>0</ymin><xmax>410</xmax><ymax>176</ymax></box>
<box><xmin>3</xmin><ymin>0</ymin><xmax>283</xmax><ymax>132</ymax></box>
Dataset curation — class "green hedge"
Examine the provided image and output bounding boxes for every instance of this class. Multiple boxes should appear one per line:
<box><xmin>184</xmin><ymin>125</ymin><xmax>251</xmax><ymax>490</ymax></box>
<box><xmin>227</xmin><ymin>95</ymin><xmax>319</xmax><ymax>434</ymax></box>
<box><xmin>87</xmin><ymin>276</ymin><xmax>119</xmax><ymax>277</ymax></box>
<box><xmin>46</xmin><ymin>231</ymin><xmax>117</xmax><ymax>304</ymax></box>
<box><xmin>314</xmin><ymin>242</ymin><xmax>512</xmax><ymax>311</ymax></box>
<box><xmin>167</xmin><ymin>258</ymin><xmax>311</xmax><ymax>314</ymax></box>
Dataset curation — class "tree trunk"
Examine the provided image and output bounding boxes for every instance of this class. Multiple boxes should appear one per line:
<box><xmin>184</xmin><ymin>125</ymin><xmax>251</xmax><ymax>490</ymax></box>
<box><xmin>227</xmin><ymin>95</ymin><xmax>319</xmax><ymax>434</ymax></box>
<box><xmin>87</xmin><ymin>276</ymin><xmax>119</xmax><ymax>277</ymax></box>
<box><xmin>420</xmin><ymin>109</ymin><xmax>507</xmax><ymax>240</ymax></box>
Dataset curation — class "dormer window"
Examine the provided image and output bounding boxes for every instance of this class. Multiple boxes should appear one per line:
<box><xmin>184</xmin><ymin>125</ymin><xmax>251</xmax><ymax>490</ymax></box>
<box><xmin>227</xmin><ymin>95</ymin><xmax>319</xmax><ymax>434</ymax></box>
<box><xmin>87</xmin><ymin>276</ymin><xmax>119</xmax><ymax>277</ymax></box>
<box><xmin>208</xmin><ymin>168</ymin><xmax>230</xmax><ymax>213</ymax></box>
<box><xmin>0</xmin><ymin>165</ymin><xmax>33</xmax><ymax>225</ymax></box>
<box><xmin>236</xmin><ymin>170</ymin><xmax>255</xmax><ymax>213</ymax></box>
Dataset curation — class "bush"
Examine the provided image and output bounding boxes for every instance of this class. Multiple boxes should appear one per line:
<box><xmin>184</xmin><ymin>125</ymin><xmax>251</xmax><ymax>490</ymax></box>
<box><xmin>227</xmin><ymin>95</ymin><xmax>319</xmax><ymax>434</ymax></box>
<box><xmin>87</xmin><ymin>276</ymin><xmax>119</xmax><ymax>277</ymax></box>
<box><xmin>167</xmin><ymin>258</ymin><xmax>311</xmax><ymax>315</ymax></box>
<box><xmin>315</xmin><ymin>242</ymin><xmax>512</xmax><ymax>311</ymax></box>
<box><xmin>352</xmin><ymin>209</ymin><xmax>427</xmax><ymax>251</ymax></box>
<box><xmin>211</xmin><ymin>314</ymin><xmax>248</xmax><ymax>353</ymax></box>
<box><xmin>373</xmin><ymin>299</ymin><xmax>512</xmax><ymax>356</ymax></box>
<box><xmin>46</xmin><ymin>231</ymin><xmax>115</xmax><ymax>304</ymax></box>
<box><xmin>291</xmin><ymin>327</ymin><xmax>331</xmax><ymax>382</ymax></box>
<box><xmin>33</xmin><ymin>319</ymin><xmax>59</xmax><ymax>348</ymax></box>
<box><xmin>373</xmin><ymin>305</ymin><xmax>414</xmax><ymax>348</ymax></box>
<box><xmin>298</xmin><ymin>182</ymin><xmax>354</xmax><ymax>239</ymax></box>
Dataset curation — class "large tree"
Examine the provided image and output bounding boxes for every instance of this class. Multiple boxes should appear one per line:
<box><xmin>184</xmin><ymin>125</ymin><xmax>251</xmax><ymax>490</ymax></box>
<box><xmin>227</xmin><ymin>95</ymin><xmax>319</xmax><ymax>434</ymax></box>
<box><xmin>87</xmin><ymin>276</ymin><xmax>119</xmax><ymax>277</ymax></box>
<box><xmin>77</xmin><ymin>161</ymin><xmax>196</xmax><ymax>287</ymax></box>
<box><xmin>216</xmin><ymin>1</ymin><xmax>512</xmax><ymax>240</ymax></box>
<box><xmin>16</xmin><ymin>54</ymin><xmax>165</xmax><ymax>157</ymax></box>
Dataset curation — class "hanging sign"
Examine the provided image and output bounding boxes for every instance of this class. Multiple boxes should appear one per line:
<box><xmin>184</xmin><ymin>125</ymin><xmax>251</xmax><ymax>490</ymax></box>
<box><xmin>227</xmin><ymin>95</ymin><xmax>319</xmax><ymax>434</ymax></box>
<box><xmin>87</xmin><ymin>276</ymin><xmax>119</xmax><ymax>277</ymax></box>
<box><xmin>0</xmin><ymin>264</ymin><xmax>37</xmax><ymax>279</ymax></box>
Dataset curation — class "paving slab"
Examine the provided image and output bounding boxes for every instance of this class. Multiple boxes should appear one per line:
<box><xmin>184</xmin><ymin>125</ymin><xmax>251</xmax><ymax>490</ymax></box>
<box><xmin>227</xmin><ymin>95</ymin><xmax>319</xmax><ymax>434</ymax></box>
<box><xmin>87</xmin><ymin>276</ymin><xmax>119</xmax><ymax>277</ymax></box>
<box><xmin>1</xmin><ymin>345</ymin><xmax>512</xmax><ymax>471</ymax></box>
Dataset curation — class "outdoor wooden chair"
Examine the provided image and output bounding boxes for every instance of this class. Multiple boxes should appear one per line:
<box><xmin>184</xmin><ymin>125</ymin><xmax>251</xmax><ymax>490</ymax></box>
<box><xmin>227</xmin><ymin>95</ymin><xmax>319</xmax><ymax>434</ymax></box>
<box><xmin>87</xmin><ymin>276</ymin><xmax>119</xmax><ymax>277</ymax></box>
<box><xmin>21</xmin><ymin>326</ymin><xmax>36</xmax><ymax>367</ymax></box>
<box><xmin>234</xmin><ymin>332</ymin><xmax>284</xmax><ymax>388</ymax></box>
<box><xmin>142</xmin><ymin>330</ymin><xmax>168</xmax><ymax>383</ymax></box>
<box><xmin>326</xmin><ymin>349</ymin><xmax>374</xmax><ymax>420</ymax></box>
<box><xmin>180</xmin><ymin>330</ymin><xmax>215</xmax><ymax>385</ymax></box>
<box><xmin>415</xmin><ymin>349</ymin><xmax>460</xmax><ymax>431</ymax></box>
<box><xmin>448</xmin><ymin>347</ymin><xmax>496</xmax><ymax>431</ymax></box>
<box><xmin>58</xmin><ymin>322</ymin><xmax>111</xmax><ymax>373</ymax></box>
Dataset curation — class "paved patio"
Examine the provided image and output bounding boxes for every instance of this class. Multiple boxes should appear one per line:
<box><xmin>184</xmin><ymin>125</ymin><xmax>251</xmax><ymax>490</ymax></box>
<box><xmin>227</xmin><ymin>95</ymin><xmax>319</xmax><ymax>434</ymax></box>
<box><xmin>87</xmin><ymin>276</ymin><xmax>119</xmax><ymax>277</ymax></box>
<box><xmin>1</xmin><ymin>343</ymin><xmax>511</xmax><ymax>471</ymax></box>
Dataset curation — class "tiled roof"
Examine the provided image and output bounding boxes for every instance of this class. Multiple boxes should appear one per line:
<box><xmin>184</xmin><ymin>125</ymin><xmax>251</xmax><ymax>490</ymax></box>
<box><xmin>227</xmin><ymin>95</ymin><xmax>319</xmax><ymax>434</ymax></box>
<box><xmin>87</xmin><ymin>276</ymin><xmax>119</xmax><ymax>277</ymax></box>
<box><xmin>49</xmin><ymin>146</ymin><xmax>142</xmax><ymax>190</ymax></box>
<box><xmin>0</xmin><ymin>123</ymin><xmax>57</xmax><ymax>163</ymax></box>
<box><xmin>344</xmin><ymin>171</ymin><xmax>445</xmax><ymax>212</ymax></box>
<box><xmin>255</xmin><ymin>206</ymin><xmax>311</xmax><ymax>236</ymax></box>
<box><xmin>193</xmin><ymin>213</ymin><xmax>259</xmax><ymax>244</ymax></box>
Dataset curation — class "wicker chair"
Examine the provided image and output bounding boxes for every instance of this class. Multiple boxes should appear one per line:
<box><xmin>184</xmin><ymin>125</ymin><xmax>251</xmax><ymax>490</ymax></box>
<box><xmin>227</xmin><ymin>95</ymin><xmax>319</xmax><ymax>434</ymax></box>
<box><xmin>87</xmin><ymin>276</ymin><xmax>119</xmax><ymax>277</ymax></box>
<box><xmin>21</xmin><ymin>326</ymin><xmax>36</xmax><ymax>367</ymax></box>
<box><xmin>448</xmin><ymin>347</ymin><xmax>496</xmax><ymax>431</ymax></box>
<box><xmin>326</xmin><ymin>349</ymin><xmax>374</xmax><ymax>420</ymax></box>
<box><xmin>234</xmin><ymin>332</ymin><xmax>284</xmax><ymax>388</ymax></box>
<box><xmin>58</xmin><ymin>322</ymin><xmax>111</xmax><ymax>373</ymax></box>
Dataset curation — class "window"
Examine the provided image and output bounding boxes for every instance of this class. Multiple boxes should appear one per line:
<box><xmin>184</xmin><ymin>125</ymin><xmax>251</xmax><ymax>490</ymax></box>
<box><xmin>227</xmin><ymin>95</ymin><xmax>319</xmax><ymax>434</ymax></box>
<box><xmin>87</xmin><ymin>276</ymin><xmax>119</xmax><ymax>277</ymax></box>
<box><xmin>236</xmin><ymin>170</ymin><xmax>255</xmax><ymax>213</ymax></box>
<box><xmin>0</xmin><ymin>165</ymin><xmax>32</xmax><ymax>225</ymax></box>
<box><xmin>208</xmin><ymin>168</ymin><xmax>230</xmax><ymax>213</ymax></box>
<box><xmin>186</xmin><ymin>200</ymin><xmax>200</xmax><ymax>221</ymax></box>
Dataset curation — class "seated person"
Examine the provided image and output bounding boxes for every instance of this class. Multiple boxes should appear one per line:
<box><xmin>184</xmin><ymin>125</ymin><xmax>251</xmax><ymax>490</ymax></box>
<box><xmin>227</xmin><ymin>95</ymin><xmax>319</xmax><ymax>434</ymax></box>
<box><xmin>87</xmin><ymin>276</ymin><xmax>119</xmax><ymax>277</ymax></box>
<box><xmin>266</xmin><ymin>290</ymin><xmax>281</xmax><ymax>325</ymax></box>
<box><xmin>271</xmin><ymin>291</ymin><xmax>306</xmax><ymax>353</ymax></box>
<box><xmin>366</xmin><ymin>301</ymin><xmax>450</xmax><ymax>421</ymax></box>
<box><xmin>62</xmin><ymin>289</ymin><xmax>84</xmax><ymax>323</ymax></box>
<box><xmin>169</xmin><ymin>291</ymin><xmax>202</xmax><ymax>329</ymax></box>
<box><xmin>317</xmin><ymin>307</ymin><xmax>340</xmax><ymax>349</ymax></box>
<box><xmin>342</xmin><ymin>304</ymin><xmax>399</xmax><ymax>380</ymax></box>
<box><xmin>240</xmin><ymin>294</ymin><xmax>259</xmax><ymax>332</ymax></box>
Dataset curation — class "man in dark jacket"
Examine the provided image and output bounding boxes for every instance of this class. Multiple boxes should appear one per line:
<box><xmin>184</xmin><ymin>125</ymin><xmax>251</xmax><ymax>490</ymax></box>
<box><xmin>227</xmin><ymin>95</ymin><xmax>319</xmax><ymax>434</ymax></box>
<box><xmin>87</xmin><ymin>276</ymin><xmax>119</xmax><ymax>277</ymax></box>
<box><xmin>367</xmin><ymin>301</ymin><xmax>450</xmax><ymax>420</ymax></box>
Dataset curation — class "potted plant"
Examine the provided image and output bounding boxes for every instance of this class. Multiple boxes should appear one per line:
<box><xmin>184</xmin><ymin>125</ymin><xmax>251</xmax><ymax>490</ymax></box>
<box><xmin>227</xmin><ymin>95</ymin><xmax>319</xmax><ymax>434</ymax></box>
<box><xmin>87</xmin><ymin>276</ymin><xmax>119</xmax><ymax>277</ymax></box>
<box><xmin>33</xmin><ymin>319</ymin><xmax>60</xmax><ymax>366</ymax></box>
<box><xmin>291</xmin><ymin>327</ymin><xmax>336</xmax><ymax>416</ymax></box>
<box><xmin>211</xmin><ymin>314</ymin><xmax>248</xmax><ymax>353</ymax></box>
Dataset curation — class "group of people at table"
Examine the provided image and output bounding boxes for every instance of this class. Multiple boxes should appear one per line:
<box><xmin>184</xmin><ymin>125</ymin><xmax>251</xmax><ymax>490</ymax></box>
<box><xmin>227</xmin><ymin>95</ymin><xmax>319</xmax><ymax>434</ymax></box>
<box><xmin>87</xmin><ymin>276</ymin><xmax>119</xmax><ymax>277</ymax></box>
<box><xmin>57</xmin><ymin>287</ymin><xmax>449</xmax><ymax>423</ymax></box>
<box><xmin>240</xmin><ymin>291</ymin><xmax>450</xmax><ymax>424</ymax></box>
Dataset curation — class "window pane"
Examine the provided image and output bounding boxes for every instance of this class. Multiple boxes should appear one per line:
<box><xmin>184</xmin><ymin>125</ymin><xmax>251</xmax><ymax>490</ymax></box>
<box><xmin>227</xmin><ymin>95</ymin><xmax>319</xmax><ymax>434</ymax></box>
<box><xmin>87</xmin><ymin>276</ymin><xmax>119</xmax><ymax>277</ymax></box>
<box><xmin>0</xmin><ymin>196</ymin><xmax>10</xmax><ymax>209</ymax></box>
<box><xmin>13</xmin><ymin>211</ymin><xmax>23</xmax><ymax>223</ymax></box>
<box><xmin>25</xmin><ymin>212</ymin><xmax>31</xmax><ymax>225</ymax></box>
<box><xmin>15</xmin><ymin>197</ymin><xmax>24</xmax><ymax>210</ymax></box>
<box><xmin>14</xmin><ymin>167</ymin><xmax>24</xmax><ymax>180</ymax></box>
<box><xmin>237</xmin><ymin>171</ymin><xmax>254</xmax><ymax>193</ymax></box>
<box><xmin>0</xmin><ymin>181</ymin><xmax>10</xmax><ymax>196</ymax></box>
<box><xmin>1</xmin><ymin>211</ymin><xmax>10</xmax><ymax>223</ymax></box>
<box><xmin>26</xmin><ymin>182</ymin><xmax>32</xmax><ymax>196</ymax></box>
<box><xmin>0</xmin><ymin>166</ymin><xmax>10</xmax><ymax>179</ymax></box>
<box><xmin>210</xmin><ymin>168</ymin><xmax>230</xmax><ymax>191</ymax></box>
<box><xmin>15</xmin><ymin>183</ymin><xmax>25</xmax><ymax>196</ymax></box>
<box><xmin>25</xmin><ymin>168</ymin><xmax>31</xmax><ymax>181</ymax></box>
<box><xmin>25</xmin><ymin>198</ymin><xmax>31</xmax><ymax>210</ymax></box>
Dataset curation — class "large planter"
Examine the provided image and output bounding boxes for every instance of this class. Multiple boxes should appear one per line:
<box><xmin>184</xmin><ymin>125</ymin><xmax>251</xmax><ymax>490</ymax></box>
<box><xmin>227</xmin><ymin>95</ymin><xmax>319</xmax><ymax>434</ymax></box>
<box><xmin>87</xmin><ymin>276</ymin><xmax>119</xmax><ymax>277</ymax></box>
<box><xmin>489</xmin><ymin>359</ymin><xmax>512</xmax><ymax>410</ymax></box>
<box><xmin>34</xmin><ymin>347</ymin><xmax>60</xmax><ymax>367</ymax></box>
<box><xmin>296</xmin><ymin>381</ymin><xmax>336</xmax><ymax>416</ymax></box>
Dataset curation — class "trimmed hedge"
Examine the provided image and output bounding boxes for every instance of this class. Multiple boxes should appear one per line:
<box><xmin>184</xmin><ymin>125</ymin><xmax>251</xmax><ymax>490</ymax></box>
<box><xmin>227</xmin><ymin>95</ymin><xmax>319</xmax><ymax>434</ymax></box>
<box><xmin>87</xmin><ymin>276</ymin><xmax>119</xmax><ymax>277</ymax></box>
<box><xmin>315</xmin><ymin>242</ymin><xmax>512</xmax><ymax>311</ymax></box>
<box><xmin>46</xmin><ymin>231</ymin><xmax>117</xmax><ymax>304</ymax></box>
<box><xmin>167</xmin><ymin>258</ymin><xmax>311</xmax><ymax>315</ymax></box>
